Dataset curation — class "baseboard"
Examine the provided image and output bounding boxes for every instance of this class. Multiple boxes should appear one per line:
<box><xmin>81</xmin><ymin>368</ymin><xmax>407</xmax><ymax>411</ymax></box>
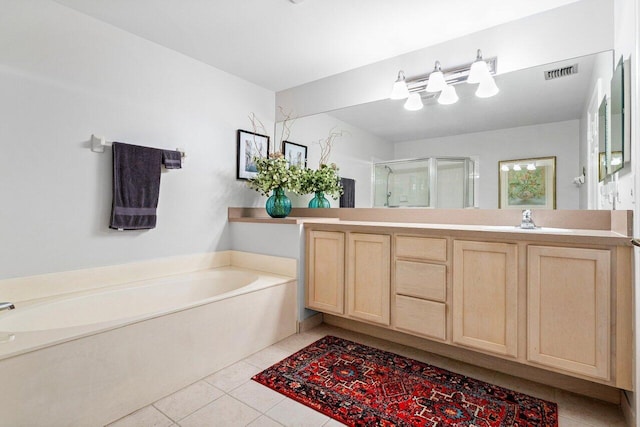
<box><xmin>298</xmin><ymin>312</ymin><xmax>323</xmax><ymax>333</ymax></box>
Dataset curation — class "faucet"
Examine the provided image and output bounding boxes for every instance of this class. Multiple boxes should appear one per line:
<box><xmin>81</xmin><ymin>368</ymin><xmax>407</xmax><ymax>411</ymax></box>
<box><xmin>0</xmin><ymin>302</ymin><xmax>15</xmax><ymax>312</ymax></box>
<box><xmin>520</xmin><ymin>209</ymin><xmax>537</xmax><ymax>229</ymax></box>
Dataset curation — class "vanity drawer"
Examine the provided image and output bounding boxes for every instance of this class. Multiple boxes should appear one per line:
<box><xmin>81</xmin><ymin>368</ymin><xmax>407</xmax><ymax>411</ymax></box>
<box><xmin>395</xmin><ymin>295</ymin><xmax>446</xmax><ymax>341</ymax></box>
<box><xmin>395</xmin><ymin>260</ymin><xmax>446</xmax><ymax>301</ymax></box>
<box><xmin>395</xmin><ymin>236</ymin><xmax>447</xmax><ymax>262</ymax></box>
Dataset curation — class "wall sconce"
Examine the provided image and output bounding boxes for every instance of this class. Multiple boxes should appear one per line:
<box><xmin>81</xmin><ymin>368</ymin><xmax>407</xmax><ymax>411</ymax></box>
<box><xmin>389</xmin><ymin>49</ymin><xmax>498</xmax><ymax>110</ymax></box>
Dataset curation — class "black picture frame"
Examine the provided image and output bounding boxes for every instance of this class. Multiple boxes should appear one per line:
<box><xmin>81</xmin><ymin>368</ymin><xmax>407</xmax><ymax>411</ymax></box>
<box><xmin>283</xmin><ymin>141</ymin><xmax>308</xmax><ymax>168</ymax></box>
<box><xmin>237</xmin><ymin>129</ymin><xmax>270</xmax><ymax>180</ymax></box>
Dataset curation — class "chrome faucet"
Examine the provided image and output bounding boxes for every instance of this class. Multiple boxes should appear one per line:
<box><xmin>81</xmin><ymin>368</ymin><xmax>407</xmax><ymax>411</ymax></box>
<box><xmin>520</xmin><ymin>209</ymin><xmax>537</xmax><ymax>229</ymax></box>
<box><xmin>0</xmin><ymin>302</ymin><xmax>15</xmax><ymax>312</ymax></box>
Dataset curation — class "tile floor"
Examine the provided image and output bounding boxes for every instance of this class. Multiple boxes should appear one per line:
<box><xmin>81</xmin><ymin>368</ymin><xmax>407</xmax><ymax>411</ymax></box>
<box><xmin>107</xmin><ymin>324</ymin><xmax>627</xmax><ymax>427</ymax></box>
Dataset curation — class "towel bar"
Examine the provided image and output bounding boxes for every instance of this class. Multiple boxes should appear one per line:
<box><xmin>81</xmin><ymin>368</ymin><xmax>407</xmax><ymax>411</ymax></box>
<box><xmin>90</xmin><ymin>134</ymin><xmax>186</xmax><ymax>159</ymax></box>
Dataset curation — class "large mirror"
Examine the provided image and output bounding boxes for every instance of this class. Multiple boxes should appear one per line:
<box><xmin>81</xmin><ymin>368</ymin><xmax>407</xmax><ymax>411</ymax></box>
<box><xmin>278</xmin><ymin>50</ymin><xmax>613</xmax><ymax>209</ymax></box>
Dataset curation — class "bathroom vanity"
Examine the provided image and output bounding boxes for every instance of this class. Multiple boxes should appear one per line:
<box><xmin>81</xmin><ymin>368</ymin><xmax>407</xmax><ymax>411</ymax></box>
<box><xmin>228</xmin><ymin>207</ymin><xmax>633</xmax><ymax>401</ymax></box>
<box><xmin>301</xmin><ymin>212</ymin><xmax>633</xmax><ymax>395</ymax></box>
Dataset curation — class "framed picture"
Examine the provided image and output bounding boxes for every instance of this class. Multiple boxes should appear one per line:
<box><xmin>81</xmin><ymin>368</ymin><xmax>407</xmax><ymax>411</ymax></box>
<box><xmin>237</xmin><ymin>129</ymin><xmax>269</xmax><ymax>180</ymax></box>
<box><xmin>498</xmin><ymin>156</ymin><xmax>556</xmax><ymax>209</ymax></box>
<box><xmin>283</xmin><ymin>141</ymin><xmax>307</xmax><ymax>168</ymax></box>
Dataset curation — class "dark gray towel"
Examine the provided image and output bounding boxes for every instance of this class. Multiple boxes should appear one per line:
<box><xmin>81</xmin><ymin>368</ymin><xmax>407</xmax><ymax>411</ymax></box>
<box><xmin>110</xmin><ymin>142</ymin><xmax>163</xmax><ymax>230</ymax></box>
<box><xmin>339</xmin><ymin>178</ymin><xmax>355</xmax><ymax>208</ymax></box>
<box><xmin>162</xmin><ymin>149</ymin><xmax>182</xmax><ymax>169</ymax></box>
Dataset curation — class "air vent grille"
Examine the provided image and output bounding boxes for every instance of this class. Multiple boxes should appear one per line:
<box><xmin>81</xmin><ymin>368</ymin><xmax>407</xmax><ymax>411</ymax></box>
<box><xmin>545</xmin><ymin>64</ymin><xmax>578</xmax><ymax>80</ymax></box>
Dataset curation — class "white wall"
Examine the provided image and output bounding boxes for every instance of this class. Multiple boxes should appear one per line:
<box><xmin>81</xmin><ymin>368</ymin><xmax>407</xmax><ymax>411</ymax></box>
<box><xmin>394</xmin><ymin>121</ymin><xmax>581</xmax><ymax>209</ymax></box>
<box><xmin>278</xmin><ymin>113</ymin><xmax>394</xmax><ymax>207</ymax></box>
<box><xmin>0</xmin><ymin>0</ymin><xmax>273</xmax><ymax>280</ymax></box>
<box><xmin>276</xmin><ymin>0</ymin><xmax>613</xmax><ymax>118</ymax></box>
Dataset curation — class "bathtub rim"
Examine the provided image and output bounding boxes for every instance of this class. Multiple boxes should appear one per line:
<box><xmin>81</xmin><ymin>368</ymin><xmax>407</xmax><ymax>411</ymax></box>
<box><xmin>0</xmin><ymin>252</ymin><xmax>297</xmax><ymax>361</ymax></box>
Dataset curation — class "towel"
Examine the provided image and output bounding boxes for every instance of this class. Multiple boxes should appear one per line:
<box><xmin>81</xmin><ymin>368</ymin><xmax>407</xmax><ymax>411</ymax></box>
<box><xmin>339</xmin><ymin>178</ymin><xmax>355</xmax><ymax>208</ymax></box>
<box><xmin>162</xmin><ymin>149</ymin><xmax>182</xmax><ymax>169</ymax></box>
<box><xmin>110</xmin><ymin>142</ymin><xmax>163</xmax><ymax>230</ymax></box>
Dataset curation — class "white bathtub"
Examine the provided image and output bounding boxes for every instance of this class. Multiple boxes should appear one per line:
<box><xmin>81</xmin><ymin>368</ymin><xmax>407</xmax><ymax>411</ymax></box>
<box><xmin>0</xmin><ymin>252</ymin><xmax>297</xmax><ymax>426</ymax></box>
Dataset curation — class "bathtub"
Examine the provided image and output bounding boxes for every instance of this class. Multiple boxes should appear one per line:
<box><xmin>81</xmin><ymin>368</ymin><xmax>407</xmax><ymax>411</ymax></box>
<box><xmin>0</xmin><ymin>251</ymin><xmax>297</xmax><ymax>427</ymax></box>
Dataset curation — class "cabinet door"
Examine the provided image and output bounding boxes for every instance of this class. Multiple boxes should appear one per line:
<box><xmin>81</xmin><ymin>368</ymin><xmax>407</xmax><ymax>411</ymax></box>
<box><xmin>452</xmin><ymin>240</ymin><xmax>518</xmax><ymax>357</ymax></box>
<box><xmin>347</xmin><ymin>233</ymin><xmax>391</xmax><ymax>325</ymax></box>
<box><xmin>528</xmin><ymin>246</ymin><xmax>610</xmax><ymax>380</ymax></box>
<box><xmin>307</xmin><ymin>230</ymin><xmax>345</xmax><ymax>315</ymax></box>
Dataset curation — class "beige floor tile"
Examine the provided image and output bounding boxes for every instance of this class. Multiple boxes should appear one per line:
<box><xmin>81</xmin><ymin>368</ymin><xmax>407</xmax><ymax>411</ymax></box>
<box><xmin>323</xmin><ymin>418</ymin><xmax>347</xmax><ymax>426</ymax></box>
<box><xmin>556</xmin><ymin>390</ymin><xmax>625</xmax><ymax>426</ymax></box>
<box><xmin>244</xmin><ymin>345</ymin><xmax>293</xmax><ymax>370</ymax></box>
<box><xmin>106</xmin><ymin>405</ymin><xmax>173</xmax><ymax>427</ymax></box>
<box><xmin>204</xmin><ymin>360</ymin><xmax>263</xmax><ymax>392</ymax></box>
<box><xmin>179</xmin><ymin>395</ymin><xmax>261</xmax><ymax>427</ymax></box>
<box><xmin>153</xmin><ymin>380</ymin><xmax>224</xmax><ymax>421</ymax></box>
<box><xmin>230</xmin><ymin>380</ymin><xmax>286</xmax><ymax>413</ymax></box>
<box><xmin>247</xmin><ymin>415</ymin><xmax>285</xmax><ymax>427</ymax></box>
<box><xmin>275</xmin><ymin>331</ymin><xmax>327</xmax><ymax>354</ymax></box>
<box><xmin>266</xmin><ymin>398</ymin><xmax>330</xmax><ymax>427</ymax></box>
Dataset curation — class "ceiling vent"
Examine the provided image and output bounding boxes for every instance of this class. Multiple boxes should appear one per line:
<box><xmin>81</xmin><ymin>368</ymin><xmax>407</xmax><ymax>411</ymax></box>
<box><xmin>544</xmin><ymin>64</ymin><xmax>578</xmax><ymax>80</ymax></box>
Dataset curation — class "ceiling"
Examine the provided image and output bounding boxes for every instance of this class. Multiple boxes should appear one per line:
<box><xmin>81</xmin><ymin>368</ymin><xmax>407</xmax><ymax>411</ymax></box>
<box><xmin>53</xmin><ymin>0</ymin><xmax>579</xmax><ymax>92</ymax></box>
<box><xmin>327</xmin><ymin>52</ymin><xmax>605</xmax><ymax>142</ymax></box>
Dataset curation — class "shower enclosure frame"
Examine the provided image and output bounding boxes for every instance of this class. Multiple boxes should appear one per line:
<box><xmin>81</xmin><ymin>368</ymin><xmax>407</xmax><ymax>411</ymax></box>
<box><xmin>372</xmin><ymin>157</ymin><xmax>478</xmax><ymax>209</ymax></box>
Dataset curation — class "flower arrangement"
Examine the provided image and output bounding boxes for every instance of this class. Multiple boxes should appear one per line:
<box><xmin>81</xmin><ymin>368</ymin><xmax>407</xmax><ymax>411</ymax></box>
<box><xmin>300</xmin><ymin>163</ymin><xmax>343</xmax><ymax>199</ymax></box>
<box><xmin>247</xmin><ymin>152</ymin><xmax>303</xmax><ymax>197</ymax></box>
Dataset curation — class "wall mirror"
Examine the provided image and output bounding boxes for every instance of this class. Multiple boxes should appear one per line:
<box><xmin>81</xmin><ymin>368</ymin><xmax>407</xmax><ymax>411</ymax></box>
<box><xmin>277</xmin><ymin>50</ymin><xmax>614</xmax><ymax>209</ymax></box>
<box><xmin>609</xmin><ymin>56</ymin><xmax>624</xmax><ymax>175</ymax></box>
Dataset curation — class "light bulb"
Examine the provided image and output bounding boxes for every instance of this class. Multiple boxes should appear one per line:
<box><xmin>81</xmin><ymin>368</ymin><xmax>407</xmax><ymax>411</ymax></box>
<box><xmin>467</xmin><ymin>49</ymin><xmax>491</xmax><ymax>84</ymax></box>
<box><xmin>404</xmin><ymin>92</ymin><xmax>423</xmax><ymax>111</ymax></box>
<box><xmin>475</xmin><ymin>76</ymin><xmax>499</xmax><ymax>98</ymax></box>
<box><xmin>513</xmin><ymin>164</ymin><xmax>522</xmax><ymax>171</ymax></box>
<box><xmin>390</xmin><ymin>70</ymin><xmax>410</xmax><ymax>100</ymax></box>
<box><xmin>501</xmin><ymin>165</ymin><xmax>509</xmax><ymax>172</ymax></box>
<box><xmin>527</xmin><ymin>164</ymin><xmax>536</xmax><ymax>170</ymax></box>
<box><xmin>437</xmin><ymin>84</ymin><xmax>458</xmax><ymax>105</ymax></box>
<box><xmin>425</xmin><ymin>61</ymin><xmax>446</xmax><ymax>93</ymax></box>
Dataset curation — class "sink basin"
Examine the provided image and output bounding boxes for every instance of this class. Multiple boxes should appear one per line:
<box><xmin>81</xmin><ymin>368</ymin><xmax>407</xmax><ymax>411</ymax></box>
<box><xmin>479</xmin><ymin>225</ymin><xmax>573</xmax><ymax>233</ymax></box>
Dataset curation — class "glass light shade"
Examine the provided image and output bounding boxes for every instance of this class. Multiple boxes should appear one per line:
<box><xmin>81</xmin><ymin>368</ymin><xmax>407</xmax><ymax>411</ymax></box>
<box><xmin>404</xmin><ymin>92</ymin><xmax>423</xmax><ymax>111</ymax></box>
<box><xmin>501</xmin><ymin>165</ymin><xmax>509</xmax><ymax>171</ymax></box>
<box><xmin>390</xmin><ymin>78</ymin><xmax>410</xmax><ymax>100</ymax></box>
<box><xmin>425</xmin><ymin>70</ymin><xmax>446</xmax><ymax>93</ymax></box>
<box><xmin>467</xmin><ymin>60</ymin><xmax>491</xmax><ymax>84</ymax></box>
<box><xmin>437</xmin><ymin>84</ymin><xmax>459</xmax><ymax>105</ymax></box>
<box><xmin>475</xmin><ymin>76</ymin><xmax>499</xmax><ymax>98</ymax></box>
<box><xmin>513</xmin><ymin>164</ymin><xmax>522</xmax><ymax>171</ymax></box>
<box><xmin>527</xmin><ymin>164</ymin><xmax>536</xmax><ymax>170</ymax></box>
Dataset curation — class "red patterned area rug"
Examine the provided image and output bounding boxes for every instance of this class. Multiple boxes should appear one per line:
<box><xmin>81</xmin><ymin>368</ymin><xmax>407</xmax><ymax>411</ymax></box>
<box><xmin>252</xmin><ymin>335</ymin><xmax>558</xmax><ymax>426</ymax></box>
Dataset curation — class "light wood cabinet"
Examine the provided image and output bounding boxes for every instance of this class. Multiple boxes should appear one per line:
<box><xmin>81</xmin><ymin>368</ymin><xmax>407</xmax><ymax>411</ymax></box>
<box><xmin>306</xmin><ymin>230</ymin><xmax>345</xmax><ymax>315</ymax></box>
<box><xmin>452</xmin><ymin>240</ymin><xmax>518</xmax><ymax>357</ymax></box>
<box><xmin>347</xmin><ymin>233</ymin><xmax>391</xmax><ymax>325</ymax></box>
<box><xmin>527</xmin><ymin>246</ymin><xmax>611</xmax><ymax>380</ymax></box>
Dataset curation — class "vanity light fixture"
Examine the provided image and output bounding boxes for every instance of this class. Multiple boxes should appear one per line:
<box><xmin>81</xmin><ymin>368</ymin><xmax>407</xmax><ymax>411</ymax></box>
<box><xmin>501</xmin><ymin>164</ymin><xmax>510</xmax><ymax>172</ymax></box>
<box><xmin>390</xmin><ymin>49</ymin><xmax>498</xmax><ymax>110</ymax></box>
<box><xmin>390</xmin><ymin>71</ymin><xmax>410</xmax><ymax>100</ymax></box>
<box><xmin>437</xmin><ymin>84</ymin><xmax>459</xmax><ymax>105</ymax></box>
<box><xmin>468</xmin><ymin>49</ymin><xmax>500</xmax><ymax>98</ymax></box>
<box><xmin>425</xmin><ymin>61</ymin><xmax>447</xmax><ymax>93</ymax></box>
<box><xmin>527</xmin><ymin>163</ymin><xmax>537</xmax><ymax>171</ymax></box>
<box><xmin>404</xmin><ymin>92</ymin><xmax>424</xmax><ymax>111</ymax></box>
<box><xmin>513</xmin><ymin>164</ymin><xmax>522</xmax><ymax>171</ymax></box>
